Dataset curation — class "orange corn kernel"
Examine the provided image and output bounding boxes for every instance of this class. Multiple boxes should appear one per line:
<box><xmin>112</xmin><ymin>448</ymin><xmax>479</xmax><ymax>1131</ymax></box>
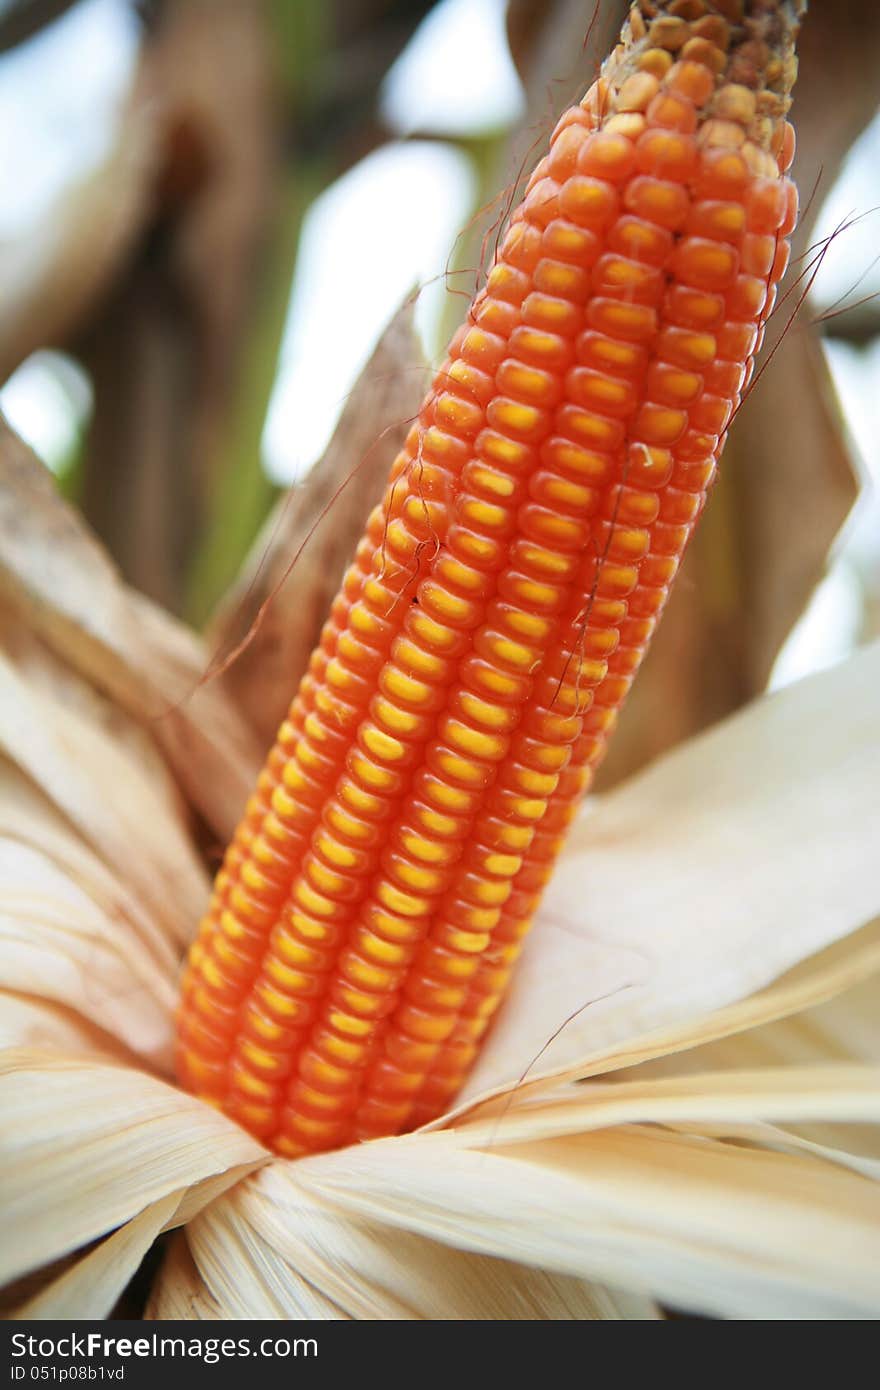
<box><xmin>177</xmin><ymin>0</ymin><xmax>803</xmax><ymax>1156</ymax></box>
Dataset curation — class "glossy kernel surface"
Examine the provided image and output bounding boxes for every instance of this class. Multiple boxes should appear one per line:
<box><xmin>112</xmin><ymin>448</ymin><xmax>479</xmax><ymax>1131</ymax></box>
<box><xmin>177</xmin><ymin>0</ymin><xmax>800</xmax><ymax>1154</ymax></box>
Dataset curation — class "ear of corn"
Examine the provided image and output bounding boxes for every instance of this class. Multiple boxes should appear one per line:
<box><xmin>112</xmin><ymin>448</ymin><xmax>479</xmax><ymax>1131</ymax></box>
<box><xmin>177</xmin><ymin>0</ymin><xmax>804</xmax><ymax>1157</ymax></box>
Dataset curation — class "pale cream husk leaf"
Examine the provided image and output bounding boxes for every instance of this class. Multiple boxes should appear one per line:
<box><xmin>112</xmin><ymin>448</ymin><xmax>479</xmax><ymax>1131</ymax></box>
<box><xmin>1</xmin><ymin>408</ymin><xmax>879</xmax><ymax>1320</ymax></box>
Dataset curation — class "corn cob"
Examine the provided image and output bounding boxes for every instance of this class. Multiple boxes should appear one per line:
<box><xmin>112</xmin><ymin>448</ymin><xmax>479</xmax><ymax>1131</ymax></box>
<box><xmin>177</xmin><ymin>0</ymin><xmax>804</xmax><ymax>1156</ymax></box>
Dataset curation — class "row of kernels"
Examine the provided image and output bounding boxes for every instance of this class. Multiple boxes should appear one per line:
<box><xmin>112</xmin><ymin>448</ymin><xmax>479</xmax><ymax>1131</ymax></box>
<box><xmin>197</xmin><ymin>541</ymin><xmax>377</xmax><ymax>934</ymax></box>
<box><xmin>513</xmin><ymin>543</ymin><xmax>680</xmax><ymax>790</ymax></box>
<box><xmin>211</xmin><ymin>361</ymin><xmax>499</xmax><ymax>1124</ymax></box>
<box><xmin>364</xmin><ymin>580</ymin><xmax>629</xmax><ymax>1101</ymax></box>
<box><xmin>419</xmin><ymin>555</ymin><xmax>680</xmax><ymax>1090</ymax></box>
<box><xmin>188</xmin><ymin>759</ymin><xmax>332</xmax><ymax>1055</ymax></box>
<box><xmin>348</xmin><ymin>586</ymin><xmax>583</xmax><ymax>1011</ymax></box>
<box><xmin>265</xmin><ymin>417</ymin><xmax>556</xmax><ymax>1133</ymax></box>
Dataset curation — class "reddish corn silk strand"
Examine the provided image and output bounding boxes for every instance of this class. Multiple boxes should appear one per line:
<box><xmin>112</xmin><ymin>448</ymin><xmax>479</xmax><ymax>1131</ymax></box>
<box><xmin>177</xmin><ymin>0</ymin><xmax>803</xmax><ymax>1156</ymax></box>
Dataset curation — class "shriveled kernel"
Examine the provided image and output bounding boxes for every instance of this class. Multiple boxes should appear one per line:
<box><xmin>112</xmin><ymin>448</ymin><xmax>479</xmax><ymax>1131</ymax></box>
<box><xmin>713</xmin><ymin>83</ymin><xmax>757</xmax><ymax>125</ymax></box>
<box><xmin>604</xmin><ymin>113</ymin><xmax>647</xmax><ymax>141</ymax></box>
<box><xmin>664</xmin><ymin>59</ymin><xmax>715</xmax><ymax>107</ymax></box>
<box><xmin>698</xmin><ymin>118</ymin><xmax>747</xmax><ymax>150</ymax></box>
<box><xmin>638</xmin><ymin>47</ymin><xmax>674</xmax><ymax>79</ymax></box>
<box><xmin>648</xmin><ymin>16</ymin><xmax>688</xmax><ymax>50</ymax></box>
<box><xmin>628</xmin><ymin>6</ymin><xmax>646</xmax><ymax>41</ymax></box>
<box><xmin>580</xmin><ymin>77</ymin><xmax>611</xmax><ymax>121</ymax></box>
<box><xmin>692</xmin><ymin>15</ymin><xmax>731</xmax><ymax>48</ymax></box>
<box><xmin>617</xmin><ymin>71</ymin><xmax>660</xmax><ymax>112</ymax></box>
<box><xmin>680</xmin><ymin>37</ymin><xmax>727</xmax><ymax>75</ymax></box>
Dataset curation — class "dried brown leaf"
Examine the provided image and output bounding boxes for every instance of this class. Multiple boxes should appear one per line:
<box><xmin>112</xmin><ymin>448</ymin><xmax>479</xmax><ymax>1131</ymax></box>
<box><xmin>0</xmin><ymin>65</ymin><xmax>158</xmax><ymax>382</ymax></box>
<box><xmin>0</xmin><ymin>421</ymin><xmax>261</xmax><ymax>840</ymax></box>
<box><xmin>75</xmin><ymin>0</ymin><xmax>282</xmax><ymax>613</ymax></box>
